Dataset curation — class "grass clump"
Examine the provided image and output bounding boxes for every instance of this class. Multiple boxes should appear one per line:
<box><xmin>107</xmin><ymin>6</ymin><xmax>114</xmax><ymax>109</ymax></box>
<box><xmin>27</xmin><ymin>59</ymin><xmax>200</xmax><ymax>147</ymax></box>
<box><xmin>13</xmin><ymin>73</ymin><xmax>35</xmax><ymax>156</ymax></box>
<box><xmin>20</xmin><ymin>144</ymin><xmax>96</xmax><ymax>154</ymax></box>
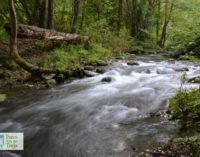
<box><xmin>42</xmin><ymin>43</ymin><xmax>112</xmax><ymax>70</ymax></box>
<box><xmin>170</xmin><ymin>88</ymin><xmax>200</xmax><ymax>124</ymax></box>
<box><xmin>179</xmin><ymin>54</ymin><xmax>200</xmax><ymax>63</ymax></box>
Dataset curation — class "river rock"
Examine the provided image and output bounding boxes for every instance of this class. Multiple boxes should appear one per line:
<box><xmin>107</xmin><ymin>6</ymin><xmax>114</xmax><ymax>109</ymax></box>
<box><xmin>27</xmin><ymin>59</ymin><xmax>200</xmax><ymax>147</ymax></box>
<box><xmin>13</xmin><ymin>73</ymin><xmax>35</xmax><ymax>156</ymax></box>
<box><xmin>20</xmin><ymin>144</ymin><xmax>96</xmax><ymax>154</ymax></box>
<box><xmin>46</xmin><ymin>79</ymin><xmax>57</xmax><ymax>88</ymax></box>
<box><xmin>96</xmin><ymin>60</ymin><xmax>108</xmax><ymax>66</ymax></box>
<box><xmin>42</xmin><ymin>74</ymin><xmax>56</xmax><ymax>80</ymax></box>
<box><xmin>101</xmin><ymin>77</ymin><xmax>112</xmax><ymax>83</ymax></box>
<box><xmin>173</xmin><ymin>66</ymin><xmax>189</xmax><ymax>72</ymax></box>
<box><xmin>157</xmin><ymin>68</ymin><xmax>174</xmax><ymax>74</ymax></box>
<box><xmin>84</xmin><ymin>70</ymin><xmax>98</xmax><ymax>77</ymax></box>
<box><xmin>127</xmin><ymin>61</ymin><xmax>139</xmax><ymax>66</ymax></box>
<box><xmin>84</xmin><ymin>66</ymin><xmax>95</xmax><ymax>71</ymax></box>
<box><xmin>96</xmin><ymin>68</ymin><xmax>106</xmax><ymax>74</ymax></box>
<box><xmin>188</xmin><ymin>76</ymin><xmax>200</xmax><ymax>83</ymax></box>
<box><xmin>55</xmin><ymin>74</ymin><xmax>65</xmax><ymax>83</ymax></box>
<box><xmin>145</xmin><ymin>69</ymin><xmax>151</xmax><ymax>74</ymax></box>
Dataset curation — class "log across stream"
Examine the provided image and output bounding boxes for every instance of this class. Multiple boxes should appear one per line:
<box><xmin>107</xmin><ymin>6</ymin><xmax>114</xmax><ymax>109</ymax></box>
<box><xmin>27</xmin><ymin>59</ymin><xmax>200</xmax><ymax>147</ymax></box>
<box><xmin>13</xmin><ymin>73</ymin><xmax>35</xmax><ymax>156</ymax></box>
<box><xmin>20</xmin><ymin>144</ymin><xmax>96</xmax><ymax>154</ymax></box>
<box><xmin>0</xmin><ymin>55</ymin><xmax>199</xmax><ymax>157</ymax></box>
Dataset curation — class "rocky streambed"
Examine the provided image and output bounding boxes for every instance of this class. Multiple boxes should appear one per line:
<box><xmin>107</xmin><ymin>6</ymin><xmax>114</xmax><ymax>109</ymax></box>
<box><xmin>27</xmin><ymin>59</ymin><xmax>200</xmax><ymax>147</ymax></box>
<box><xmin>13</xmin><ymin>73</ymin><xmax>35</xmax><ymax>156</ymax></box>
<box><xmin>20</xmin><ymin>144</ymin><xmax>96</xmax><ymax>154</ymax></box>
<box><xmin>0</xmin><ymin>55</ymin><xmax>199</xmax><ymax>157</ymax></box>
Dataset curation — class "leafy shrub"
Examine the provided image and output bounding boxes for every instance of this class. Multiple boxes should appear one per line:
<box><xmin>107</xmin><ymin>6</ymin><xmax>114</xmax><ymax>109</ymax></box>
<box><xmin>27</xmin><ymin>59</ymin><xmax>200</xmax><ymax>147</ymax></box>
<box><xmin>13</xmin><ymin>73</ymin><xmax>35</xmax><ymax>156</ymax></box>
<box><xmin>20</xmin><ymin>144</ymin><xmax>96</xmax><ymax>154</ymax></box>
<box><xmin>170</xmin><ymin>89</ymin><xmax>200</xmax><ymax>122</ymax></box>
<box><xmin>43</xmin><ymin>44</ymin><xmax>112</xmax><ymax>70</ymax></box>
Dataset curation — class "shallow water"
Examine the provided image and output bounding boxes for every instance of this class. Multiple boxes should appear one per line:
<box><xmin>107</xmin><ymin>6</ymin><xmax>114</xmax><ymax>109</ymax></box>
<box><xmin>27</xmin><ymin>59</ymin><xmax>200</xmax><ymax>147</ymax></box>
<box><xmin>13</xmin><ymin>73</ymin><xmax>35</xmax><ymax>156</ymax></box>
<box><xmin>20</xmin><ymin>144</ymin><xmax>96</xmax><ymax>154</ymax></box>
<box><xmin>0</xmin><ymin>55</ymin><xmax>199</xmax><ymax>157</ymax></box>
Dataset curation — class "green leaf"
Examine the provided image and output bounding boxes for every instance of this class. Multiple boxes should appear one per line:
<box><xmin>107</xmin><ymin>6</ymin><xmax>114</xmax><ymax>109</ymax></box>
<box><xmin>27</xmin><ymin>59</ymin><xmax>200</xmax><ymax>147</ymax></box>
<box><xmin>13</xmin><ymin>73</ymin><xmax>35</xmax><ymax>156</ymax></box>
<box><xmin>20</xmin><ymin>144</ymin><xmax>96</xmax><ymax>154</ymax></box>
<box><xmin>0</xmin><ymin>94</ymin><xmax>6</xmax><ymax>103</ymax></box>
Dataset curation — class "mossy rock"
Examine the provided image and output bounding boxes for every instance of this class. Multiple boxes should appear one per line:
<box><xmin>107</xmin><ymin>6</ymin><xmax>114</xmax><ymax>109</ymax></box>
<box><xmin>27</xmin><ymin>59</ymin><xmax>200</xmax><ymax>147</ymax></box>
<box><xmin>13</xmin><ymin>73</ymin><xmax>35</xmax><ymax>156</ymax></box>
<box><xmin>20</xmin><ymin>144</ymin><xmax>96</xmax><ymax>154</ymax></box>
<box><xmin>96</xmin><ymin>60</ymin><xmax>108</xmax><ymax>66</ymax></box>
<box><xmin>91</xmin><ymin>60</ymin><xmax>108</xmax><ymax>66</ymax></box>
<box><xmin>55</xmin><ymin>74</ymin><xmax>65</xmax><ymax>83</ymax></box>
<box><xmin>46</xmin><ymin>79</ymin><xmax>57</xmax><ymax>88</ymax></box>
<box><xmin>193</xmin><ymin>77</ymin><xmax>200</xmax><ymax>83</ymax></box>
<box><xmin>0</xmin><ymin>94</ymin><xmax>6</xmax><ymax>103</ymax></box>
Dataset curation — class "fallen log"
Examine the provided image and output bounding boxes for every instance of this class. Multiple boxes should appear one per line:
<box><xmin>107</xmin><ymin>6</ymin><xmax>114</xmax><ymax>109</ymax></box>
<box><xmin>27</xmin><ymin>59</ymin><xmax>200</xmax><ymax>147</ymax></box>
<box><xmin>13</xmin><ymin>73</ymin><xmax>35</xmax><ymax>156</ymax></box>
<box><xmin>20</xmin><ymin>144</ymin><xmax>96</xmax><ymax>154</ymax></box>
<box><xmin>4</xmin><ymin>23</ymin><xmax>89</xmax><ymax>44</ymax></box>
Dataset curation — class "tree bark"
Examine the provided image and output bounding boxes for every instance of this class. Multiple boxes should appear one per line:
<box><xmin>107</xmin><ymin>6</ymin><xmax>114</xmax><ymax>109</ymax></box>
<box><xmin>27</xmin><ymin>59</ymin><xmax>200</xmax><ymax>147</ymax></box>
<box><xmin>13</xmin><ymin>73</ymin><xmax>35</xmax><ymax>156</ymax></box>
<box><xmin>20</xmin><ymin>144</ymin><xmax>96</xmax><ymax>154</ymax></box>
<box><xmin>47</xmin><ymin>0</ymin><xmax>54</xmax><ymax>29</ymax></box>
<box><xmin>130</xmin><ymin>0</ymin><xmax>138</xmax><ymax>37</ymax></box>
<box><xmin>80</xmin><ymin>0</ymin><xmax>87</xmax><ymax>30</ymax></box>
<box><xmin>117</xmin><ymin>0</ymin><xmax>123</xmax><ymax>35</ymax></box>
<box><xmin>8</xmin><ymin>0</ymin><xmax>85</xmax><ymax>77</ymax></box>
<box><xmin>156</xmin><ymin>0</ymin><xmax>161</xmax><ymax>44</ymax></box>
<box><xmin>71</xmin><ymin>0</ymin><xmax>81</xmax><ymax>33</ymax></box>
<box><xmin>158</xmin><ymin>0</ymin><xmax>174</xmax><ymax>48</ymax></box>
<box><xmin>38</xmin><ymin>0</ymin><xmax>47</xmax><ymax>28</ymax></box>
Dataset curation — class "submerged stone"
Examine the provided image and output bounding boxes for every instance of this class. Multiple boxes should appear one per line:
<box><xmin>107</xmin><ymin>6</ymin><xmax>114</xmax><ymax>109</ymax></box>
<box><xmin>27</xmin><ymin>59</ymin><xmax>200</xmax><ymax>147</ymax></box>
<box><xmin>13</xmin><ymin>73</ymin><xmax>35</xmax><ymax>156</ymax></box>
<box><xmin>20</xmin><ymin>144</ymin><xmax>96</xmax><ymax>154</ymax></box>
<box><xmin>127</xmin><ymin>61</ymin><xmax>139</xmax><ymax>66</ymax></box>
<box><xmin>101</xmin><ymin>77</ymin><xmax>112</xmax><ymax>83</ymax></box>
<box><xmin>96</xmin><ymin>68</ymin><xmax>106</xmax><ymax>74</ymax></box>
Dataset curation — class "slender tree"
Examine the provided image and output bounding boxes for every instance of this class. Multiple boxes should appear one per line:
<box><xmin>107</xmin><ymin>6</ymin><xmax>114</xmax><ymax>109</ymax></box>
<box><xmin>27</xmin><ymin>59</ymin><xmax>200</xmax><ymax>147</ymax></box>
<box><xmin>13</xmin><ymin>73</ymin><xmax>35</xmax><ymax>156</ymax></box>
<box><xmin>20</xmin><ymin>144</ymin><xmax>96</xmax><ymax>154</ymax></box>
<box><xmin>117</xmin><ymin>0</ymin><xmax>123</xmax><ymax>35</ymax></box>
<box><xmin>71</xmin><ymin>0</ymin><xmax>80</xmax><ymax>33</ymax></box>
<box><xmin>159</xmin><ymin>0</ymin><xmax>174</xmax><ymax>48</ymax></box>
<box><xmin>38</xmin><ymin>0</ymin><xmax>47</xmax><ymax>28</ymax></box>
<box><xmin>80</xmin><ymin>0</ymin><xmax>87</xmax><ymax>30</ymax></box>
<box><xmin>47</xmin><ymin>0</ymin><xmax>54</xmax><ymax>29</ymax></box>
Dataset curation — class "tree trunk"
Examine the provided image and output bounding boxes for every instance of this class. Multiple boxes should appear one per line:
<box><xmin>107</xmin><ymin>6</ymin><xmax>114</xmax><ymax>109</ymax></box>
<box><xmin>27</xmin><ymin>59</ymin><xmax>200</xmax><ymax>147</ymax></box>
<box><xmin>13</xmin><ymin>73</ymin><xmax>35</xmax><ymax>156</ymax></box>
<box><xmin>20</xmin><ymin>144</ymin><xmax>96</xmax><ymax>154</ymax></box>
<box><xmin>47</xmin><ymin>0</ymin><xmax>54</xmax><ymax>29</ymax></box>
<box><xmin>156</xmin><ymin>0</ymin><xmax>161</xmax><ymax>44</ymax></box>
<box><xmin>71</xmin><ymin>0</ymin><xmax>81</xmax><ymax>33</ymax></box>
<box><xmin>158</xmin><ymin>0</ymin><xmax>174</xmax><ymax>48</ymax></box>
<box><xmin>80</xmin><ymin>0</ymin><xmax>87</xmax><ymax>30</ymax></box>
<box><xmin>130</xmin><ymin>0</ymin><xmax>138</xmax><ymax>37</ymax></box>
<box><xmin>117</xmin><ymin>0</ymin><xmax>123</xmax><ymax>35</ymax></box>
<box><xmin>8</xmin><ymin>0</ymin><xmax>85</xmax><ymax>77</ymax></box>
<box><xmin>39</xmin><ymin>0</ymin><xmax>47</xmax><ymax>28</ymax></box>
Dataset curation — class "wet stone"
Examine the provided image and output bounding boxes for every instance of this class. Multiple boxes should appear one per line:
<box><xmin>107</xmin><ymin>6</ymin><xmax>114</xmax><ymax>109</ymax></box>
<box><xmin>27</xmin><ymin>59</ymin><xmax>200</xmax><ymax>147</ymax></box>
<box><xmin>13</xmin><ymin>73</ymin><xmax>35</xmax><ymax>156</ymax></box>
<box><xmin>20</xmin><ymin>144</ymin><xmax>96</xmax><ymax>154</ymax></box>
<box><xmin>96</xmin><ymin>68</ymin><xmax>106</xmax><ymax>74</ymax></box>
<box><xmin>127</xmin><ymin>61</ymin><xmax>139</xmax><ymax>66</ymax></box>
<box><xmin>101</xmin><ymin>77</ymin><xmax>112</xmax><ymax>83</ymax></box>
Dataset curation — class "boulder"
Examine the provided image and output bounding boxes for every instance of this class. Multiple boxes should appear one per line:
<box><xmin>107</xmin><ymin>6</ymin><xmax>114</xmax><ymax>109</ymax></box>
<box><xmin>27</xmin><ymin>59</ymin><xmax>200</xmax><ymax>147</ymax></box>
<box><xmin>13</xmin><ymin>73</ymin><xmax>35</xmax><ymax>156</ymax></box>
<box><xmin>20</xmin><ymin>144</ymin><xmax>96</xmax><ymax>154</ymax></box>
<box><xmin>101</xmin><ymin>77</ymin><xmax>112</xmax><ymax>83</ymax></box>
<box><xmin>127</xmin><ymin>61</ymin><xmax>139</xmax><ymax>66</ymax></box>
<box><xmin>188</xmin><ymin>76</ymin><xmax>200</xmax><ymax>83</ymax></box>
<box><xmin>42</xmin><ymin>74</ymin><xmax>56</xmax><ymax>80</ymax></box>
<box><xmin>157</xmin><ymin>68</ymin><xmax>174</xmax><ymax>74</ymax></box>
<box><xmin>84</xmin><ymin>66</ymin><xmax>95</xmax><ymax>71</ymax></box>
<box><xmin>46</xmin><ymin>79</ymin><xmax>57</xmax><ymax>88</ymax></box>
<box><xmin>84</xmin><ymin>70</ymin><xmax>98</xmax><ymax>77</ymax></box>
<box><xmin>96</xmin><ymin>68</ymin><xmax>106</xmax><ymax>74</ymax></box>
<box><xmin>173</xmin><ymin>66</ymin><xmax>189</xmax><ymax>72</ymax></box>
<box><xmin>55</xmin><ymin>74</ymin><xmax>65</xmax><ymax>83</ymax></box>
<box><xmin>145</xmin><ymin>69</ymin><xmax>151</xmax><ymax>74</ymax></box>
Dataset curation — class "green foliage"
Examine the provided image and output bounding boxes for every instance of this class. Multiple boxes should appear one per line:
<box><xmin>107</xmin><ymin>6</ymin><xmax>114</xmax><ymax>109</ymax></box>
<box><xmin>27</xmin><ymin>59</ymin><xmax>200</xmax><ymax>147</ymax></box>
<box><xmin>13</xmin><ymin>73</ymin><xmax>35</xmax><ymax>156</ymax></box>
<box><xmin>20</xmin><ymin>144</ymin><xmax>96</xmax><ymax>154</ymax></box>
<box><xmin>179</xmin><ymin>55</ymin><xmax>200</xmax><ymax>63</ymax></box>
<box><xmin>168</xmin><ymin>0</ymin><xmax>200</xmax><ymax>52</ymax></box>
<box><xmin>0</xmin><ymin>26</ymin><xmax>8</xmax><ymax>40</ymax></box>
<box><xmin>0</xmin><ymin>94</ymin><xmax>6</xmax><ymax>103</ymax></box>
<box><xmin>43</xmin><ymin>44</ymin><xmax>112</xmax><ymax>70</ymax></box>
<box><xmin>46</xmin><ymin>79</ymin><xmax>57</xmax><ymax>88</ymax></box>
<box><xmin>170</xmin><ymin>89</ymin><xmax>200</xmax><ymax>121</ymax></box>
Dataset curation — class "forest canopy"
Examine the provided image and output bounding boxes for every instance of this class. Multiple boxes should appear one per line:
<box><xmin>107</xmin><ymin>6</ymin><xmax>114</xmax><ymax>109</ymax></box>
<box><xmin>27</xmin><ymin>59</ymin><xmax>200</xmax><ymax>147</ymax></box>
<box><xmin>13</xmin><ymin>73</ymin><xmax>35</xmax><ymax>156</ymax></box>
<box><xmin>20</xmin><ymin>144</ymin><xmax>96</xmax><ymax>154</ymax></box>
<box><xmin>0</xmin><ymin>0</ymin><xmax>200</xmax><ymax>51</ymax></box>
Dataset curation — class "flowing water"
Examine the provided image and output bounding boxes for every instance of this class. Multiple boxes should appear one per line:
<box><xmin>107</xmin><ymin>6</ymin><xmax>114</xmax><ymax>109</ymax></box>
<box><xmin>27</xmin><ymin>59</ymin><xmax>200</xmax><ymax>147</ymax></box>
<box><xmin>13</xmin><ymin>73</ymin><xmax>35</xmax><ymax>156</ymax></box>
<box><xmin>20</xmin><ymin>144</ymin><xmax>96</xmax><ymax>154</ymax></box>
<box><xmin>0</xmin><ymin>55</ymin><xmax>199</xmax><ymax>157</ymax></box>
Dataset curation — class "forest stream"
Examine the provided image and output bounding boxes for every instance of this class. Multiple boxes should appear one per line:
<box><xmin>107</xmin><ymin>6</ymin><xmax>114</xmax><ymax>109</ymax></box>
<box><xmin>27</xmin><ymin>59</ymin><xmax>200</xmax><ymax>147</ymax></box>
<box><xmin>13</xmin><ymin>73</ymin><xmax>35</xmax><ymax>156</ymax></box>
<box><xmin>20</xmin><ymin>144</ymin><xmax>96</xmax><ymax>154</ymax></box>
<box><xmin>0</xmin><ymin>55</ymin><xmax>199</xmax><ymax>157</ymax></box>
